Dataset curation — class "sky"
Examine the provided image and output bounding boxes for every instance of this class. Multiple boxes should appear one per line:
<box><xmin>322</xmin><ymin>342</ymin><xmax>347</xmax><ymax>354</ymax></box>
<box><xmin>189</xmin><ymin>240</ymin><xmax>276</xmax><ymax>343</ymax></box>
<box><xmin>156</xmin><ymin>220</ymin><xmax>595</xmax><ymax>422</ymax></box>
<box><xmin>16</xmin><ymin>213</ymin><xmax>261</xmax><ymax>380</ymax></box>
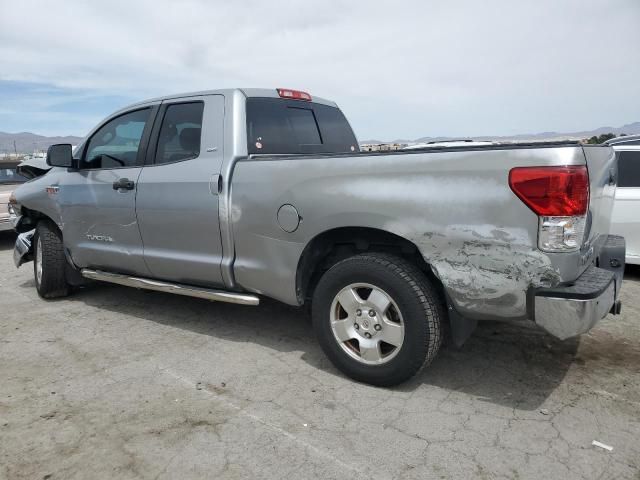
<box><xmin>0</xmin><ymin>0</ymin><xmax>639</xmax><ymax>141</ymax></box>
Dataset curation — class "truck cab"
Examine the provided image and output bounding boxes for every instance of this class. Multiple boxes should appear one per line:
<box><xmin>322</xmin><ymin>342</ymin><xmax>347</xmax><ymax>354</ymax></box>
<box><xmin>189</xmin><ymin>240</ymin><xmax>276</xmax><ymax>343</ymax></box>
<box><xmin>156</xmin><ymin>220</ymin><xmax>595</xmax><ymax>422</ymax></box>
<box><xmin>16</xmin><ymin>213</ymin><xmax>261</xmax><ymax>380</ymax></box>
<box><xmin>13</xmin><ymin>89</ymin><xmax>358</xmax><ymax>286</ymax></box>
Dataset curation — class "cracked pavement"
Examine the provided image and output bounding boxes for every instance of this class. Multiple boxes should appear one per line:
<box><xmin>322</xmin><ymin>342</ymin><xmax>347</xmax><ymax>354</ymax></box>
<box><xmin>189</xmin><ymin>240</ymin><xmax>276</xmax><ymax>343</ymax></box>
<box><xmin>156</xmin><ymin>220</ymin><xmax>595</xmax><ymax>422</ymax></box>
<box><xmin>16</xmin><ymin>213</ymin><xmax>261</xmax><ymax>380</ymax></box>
<box><xmin>0</xmin><ymin>231</ymin><xmax>639</xmax><ymax>479</ymax></box>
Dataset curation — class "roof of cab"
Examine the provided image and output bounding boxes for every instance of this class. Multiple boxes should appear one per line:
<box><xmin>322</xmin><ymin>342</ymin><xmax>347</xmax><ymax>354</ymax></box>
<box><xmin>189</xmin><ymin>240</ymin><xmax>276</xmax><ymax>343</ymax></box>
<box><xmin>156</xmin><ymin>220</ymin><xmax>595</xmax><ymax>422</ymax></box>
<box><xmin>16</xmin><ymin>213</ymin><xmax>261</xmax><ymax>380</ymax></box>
<box><xmin>124</xmin><ymin>88</ymin><xmax>338</xmax><ymax>110</ymax></box>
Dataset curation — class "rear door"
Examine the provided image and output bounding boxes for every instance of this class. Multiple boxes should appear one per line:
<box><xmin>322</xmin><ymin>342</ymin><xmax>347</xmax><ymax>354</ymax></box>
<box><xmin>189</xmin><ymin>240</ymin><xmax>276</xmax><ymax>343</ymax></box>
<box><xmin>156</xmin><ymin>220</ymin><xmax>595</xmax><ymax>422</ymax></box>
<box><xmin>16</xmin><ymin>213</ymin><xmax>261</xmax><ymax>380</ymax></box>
<box><xmin>135</xmin><ymin>95</ymin><xmax>225</xmax><ymax>286</ymax></box>
<box><xmin>611</xmin><ymin>148</ymin><xmax>640</xmax><ymax>262</ymax></box>
<box><xmin>59</xmin><ymin>106</ymin><xmax>157</xmax><ymax>275</ymax></box>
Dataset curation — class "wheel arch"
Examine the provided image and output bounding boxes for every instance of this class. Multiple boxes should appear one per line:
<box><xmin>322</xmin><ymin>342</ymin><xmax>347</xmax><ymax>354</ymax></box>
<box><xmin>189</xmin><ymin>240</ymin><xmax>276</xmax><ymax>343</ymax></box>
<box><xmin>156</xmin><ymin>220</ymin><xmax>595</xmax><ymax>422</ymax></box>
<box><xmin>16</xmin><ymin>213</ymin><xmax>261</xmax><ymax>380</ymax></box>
<box><xmin>295</xmin><ymin>226</ymin><xmax>445</xmax><ymax>306</ymax></box>
<box><xmin>15</xmin><ymin>206</ymin><xmax>55</xmax><ymax>233</ymax></box>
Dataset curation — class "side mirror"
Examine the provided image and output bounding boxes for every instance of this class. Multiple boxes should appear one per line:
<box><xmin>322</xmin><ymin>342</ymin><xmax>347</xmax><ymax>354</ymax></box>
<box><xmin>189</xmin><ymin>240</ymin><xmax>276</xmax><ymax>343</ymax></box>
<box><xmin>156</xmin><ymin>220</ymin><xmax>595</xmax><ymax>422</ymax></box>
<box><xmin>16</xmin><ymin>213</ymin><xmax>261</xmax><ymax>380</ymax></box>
<box><xmin>46</xmin><ymin>144</ymin><xmax>74</xmax><ymax>168</ymax></box>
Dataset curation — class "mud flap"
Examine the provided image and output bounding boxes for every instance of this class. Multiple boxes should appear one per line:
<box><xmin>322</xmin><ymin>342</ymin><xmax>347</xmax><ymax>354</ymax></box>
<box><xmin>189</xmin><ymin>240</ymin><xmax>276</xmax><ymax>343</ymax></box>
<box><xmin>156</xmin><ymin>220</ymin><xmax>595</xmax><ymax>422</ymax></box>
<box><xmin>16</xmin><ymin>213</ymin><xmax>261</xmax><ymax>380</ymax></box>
<box><xmin>445</xmin><ymin>293</ymin><xmax>478</xmax><ymax>348</ymax></box>
<box><xmin>63</xmin><ymin>248</ymin><xmax>89</xmax><ymax>287</ymax></box>
<box><xmin>598</xmin><ymin>235</ymin><xmax>625</xmax><ymax>306</ymax></box>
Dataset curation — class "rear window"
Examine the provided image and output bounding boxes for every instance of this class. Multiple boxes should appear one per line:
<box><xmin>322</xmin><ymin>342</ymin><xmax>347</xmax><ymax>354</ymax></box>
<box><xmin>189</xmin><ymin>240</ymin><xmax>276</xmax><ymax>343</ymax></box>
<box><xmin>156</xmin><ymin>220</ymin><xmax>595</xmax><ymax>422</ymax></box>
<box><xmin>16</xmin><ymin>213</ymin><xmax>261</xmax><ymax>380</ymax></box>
<box><xmin>246</xmin><ymin>98</ymin><xmax>358</xmax><ymax>155</ymax></box>
<box><xmin>617</xmin><ymin>150</ymin><xmax>640</xmax><ymax>187</ymax></box>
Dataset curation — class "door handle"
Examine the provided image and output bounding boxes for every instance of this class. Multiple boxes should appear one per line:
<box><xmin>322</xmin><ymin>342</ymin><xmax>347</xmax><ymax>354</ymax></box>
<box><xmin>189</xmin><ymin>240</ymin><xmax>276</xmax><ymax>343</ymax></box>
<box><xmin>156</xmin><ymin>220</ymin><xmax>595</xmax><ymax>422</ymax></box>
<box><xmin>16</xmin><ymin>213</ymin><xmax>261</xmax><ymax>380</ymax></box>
<box><xmin>113</xmin><ymin>178</ymin><xmax>135</xmax><ymax>191</ymax></box>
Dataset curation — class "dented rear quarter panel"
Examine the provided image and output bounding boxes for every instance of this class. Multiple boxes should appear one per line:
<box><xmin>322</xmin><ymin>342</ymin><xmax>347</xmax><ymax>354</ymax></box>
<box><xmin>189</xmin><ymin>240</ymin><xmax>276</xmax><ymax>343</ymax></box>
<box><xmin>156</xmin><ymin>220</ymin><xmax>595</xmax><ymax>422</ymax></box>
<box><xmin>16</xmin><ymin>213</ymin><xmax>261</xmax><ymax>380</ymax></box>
<box><xmin>230</xmin><ymin>145</ymin><xmax>614</xmax><ymax>321</ymax></box>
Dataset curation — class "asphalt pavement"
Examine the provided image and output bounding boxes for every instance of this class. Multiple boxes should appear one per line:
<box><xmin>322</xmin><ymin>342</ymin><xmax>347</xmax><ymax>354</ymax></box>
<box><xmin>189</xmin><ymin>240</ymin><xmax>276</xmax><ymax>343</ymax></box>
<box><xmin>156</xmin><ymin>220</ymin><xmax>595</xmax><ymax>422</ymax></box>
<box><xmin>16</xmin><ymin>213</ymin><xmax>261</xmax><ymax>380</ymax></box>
<box><xmin>1</xmin><ymin>231</ymin><xmax>638</xmax><ymax>479</ymax></box>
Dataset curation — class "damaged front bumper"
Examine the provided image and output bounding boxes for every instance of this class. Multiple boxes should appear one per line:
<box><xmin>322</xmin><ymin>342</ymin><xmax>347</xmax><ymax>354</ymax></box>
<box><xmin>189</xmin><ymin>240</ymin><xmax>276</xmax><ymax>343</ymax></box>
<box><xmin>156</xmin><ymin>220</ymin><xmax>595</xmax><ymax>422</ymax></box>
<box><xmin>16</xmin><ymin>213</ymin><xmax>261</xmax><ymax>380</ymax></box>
<box><xmin>534</xmin><ymin>235</ymin><xmax>625</xmax><ymax>340</ymax></box>
<box><xmin>13</xmin><ymin>229</ymin><xmax>35</xmax><ymax>268</ymax></box>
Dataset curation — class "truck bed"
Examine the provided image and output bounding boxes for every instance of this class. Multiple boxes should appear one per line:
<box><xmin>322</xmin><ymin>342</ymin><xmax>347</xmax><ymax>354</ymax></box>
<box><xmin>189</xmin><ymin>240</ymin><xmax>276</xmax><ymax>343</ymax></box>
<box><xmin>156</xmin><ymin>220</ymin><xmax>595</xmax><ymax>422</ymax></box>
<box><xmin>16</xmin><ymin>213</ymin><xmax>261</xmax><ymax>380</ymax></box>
<box><xmin>231</xmin><ymin>142</ymin><xmax>615</xmax><ymax>324</ymax></box>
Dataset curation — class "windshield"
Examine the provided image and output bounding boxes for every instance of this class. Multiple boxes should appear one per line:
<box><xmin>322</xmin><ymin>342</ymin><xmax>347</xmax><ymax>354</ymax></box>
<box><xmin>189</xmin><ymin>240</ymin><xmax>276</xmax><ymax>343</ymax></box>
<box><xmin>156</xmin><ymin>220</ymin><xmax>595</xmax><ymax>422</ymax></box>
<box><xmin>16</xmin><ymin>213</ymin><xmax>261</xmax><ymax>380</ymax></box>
<box><xmin>0</xmin><ymin>167</ymin><xmax>28</xmax><ymax>185</ymax></box>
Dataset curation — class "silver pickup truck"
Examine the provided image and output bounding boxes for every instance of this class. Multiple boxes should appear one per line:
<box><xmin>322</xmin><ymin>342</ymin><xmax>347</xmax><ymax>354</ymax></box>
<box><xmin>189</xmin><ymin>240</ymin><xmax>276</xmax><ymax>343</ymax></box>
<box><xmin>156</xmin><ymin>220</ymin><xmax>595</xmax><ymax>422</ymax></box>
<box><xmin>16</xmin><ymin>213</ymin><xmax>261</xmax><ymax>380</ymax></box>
<box><xmin>10</xmin><ymin>88</ymin><xmax>625</xmax><ymax>386</ymax></box>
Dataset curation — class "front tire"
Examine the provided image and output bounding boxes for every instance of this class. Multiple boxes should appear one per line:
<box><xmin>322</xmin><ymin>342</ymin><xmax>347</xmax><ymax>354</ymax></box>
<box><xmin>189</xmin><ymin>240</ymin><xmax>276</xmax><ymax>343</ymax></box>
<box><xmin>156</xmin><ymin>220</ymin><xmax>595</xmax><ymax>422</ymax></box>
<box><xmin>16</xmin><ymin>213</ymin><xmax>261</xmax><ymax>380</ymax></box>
<box><xmin>34</xmin><ymin>221</ymin><xmax>70</xmax><ymax>299</ymax></box>
<box><xmin>312</xmin><ymin>253</ymin><xmax>443</xmax><ymax>387</ymax></box>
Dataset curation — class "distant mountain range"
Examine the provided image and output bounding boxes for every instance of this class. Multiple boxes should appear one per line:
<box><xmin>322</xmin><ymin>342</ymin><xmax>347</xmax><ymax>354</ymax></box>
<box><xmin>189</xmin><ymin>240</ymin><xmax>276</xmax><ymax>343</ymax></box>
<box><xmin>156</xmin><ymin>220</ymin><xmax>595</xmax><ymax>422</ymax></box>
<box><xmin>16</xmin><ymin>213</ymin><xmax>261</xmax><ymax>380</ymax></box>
<box><xmin>1</xmin><ymin>121</ymin><xmax>639</xmax><ymax>153</ymax></box>
<box><xmin>360</xmin><ymin>121</ymin><xmax>640</xmax><ymax>145</ymax></box>
<box><xmin>0</xmin><ymin>131</ymin><xmax>83</xmax><ymax>155</ymax></box>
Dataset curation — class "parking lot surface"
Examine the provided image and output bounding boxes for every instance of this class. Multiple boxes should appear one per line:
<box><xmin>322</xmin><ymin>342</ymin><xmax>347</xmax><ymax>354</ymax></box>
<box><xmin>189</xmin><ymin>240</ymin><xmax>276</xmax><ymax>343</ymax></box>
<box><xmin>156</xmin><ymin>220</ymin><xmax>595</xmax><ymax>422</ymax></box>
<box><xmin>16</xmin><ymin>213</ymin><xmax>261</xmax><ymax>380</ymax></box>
<box><xmin>1</xmin><ymin>231</ymin><xmax>639</xmax><ymax>480</ymax></box>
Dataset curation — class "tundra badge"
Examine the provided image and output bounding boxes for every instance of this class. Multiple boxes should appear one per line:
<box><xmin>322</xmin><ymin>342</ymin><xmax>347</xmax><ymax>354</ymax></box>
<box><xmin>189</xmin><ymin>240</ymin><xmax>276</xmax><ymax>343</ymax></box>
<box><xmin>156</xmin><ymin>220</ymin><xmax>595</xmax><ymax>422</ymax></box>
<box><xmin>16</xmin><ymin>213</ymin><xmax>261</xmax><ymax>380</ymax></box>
<box><xmin>86</xmin><ymin>234</ymin><xmax>113</xmax><ymax>242</ymax></box>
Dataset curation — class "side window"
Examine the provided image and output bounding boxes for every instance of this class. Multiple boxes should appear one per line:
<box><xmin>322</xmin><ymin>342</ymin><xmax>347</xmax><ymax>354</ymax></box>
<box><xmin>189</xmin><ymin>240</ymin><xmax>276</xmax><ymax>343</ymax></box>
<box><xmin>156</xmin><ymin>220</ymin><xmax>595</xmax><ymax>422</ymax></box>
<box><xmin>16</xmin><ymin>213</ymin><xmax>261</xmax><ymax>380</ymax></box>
<box><xmin>617</xmin><ymin>151</ymin><xmax>640</xmax><ymax>187</ymax></box>
<box><xmin>155</xmin><ymin>102</ymin><xmax>204</xmax><ymax>164</ymax></box>
<box><xmin>84</xmin><ymin>108</ymin><xmax>151</xmax><ymax>169</ymax></box>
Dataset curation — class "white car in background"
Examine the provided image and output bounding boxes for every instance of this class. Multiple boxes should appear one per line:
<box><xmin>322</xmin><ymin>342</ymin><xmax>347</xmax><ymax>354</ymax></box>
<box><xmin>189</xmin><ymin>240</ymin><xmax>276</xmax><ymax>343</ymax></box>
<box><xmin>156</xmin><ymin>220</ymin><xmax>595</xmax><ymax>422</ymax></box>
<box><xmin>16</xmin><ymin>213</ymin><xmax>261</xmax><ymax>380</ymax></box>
<box><xmin>607</xmin><ymin>135</ymin><xmax>640</xmax><ymax>265</ymax></box>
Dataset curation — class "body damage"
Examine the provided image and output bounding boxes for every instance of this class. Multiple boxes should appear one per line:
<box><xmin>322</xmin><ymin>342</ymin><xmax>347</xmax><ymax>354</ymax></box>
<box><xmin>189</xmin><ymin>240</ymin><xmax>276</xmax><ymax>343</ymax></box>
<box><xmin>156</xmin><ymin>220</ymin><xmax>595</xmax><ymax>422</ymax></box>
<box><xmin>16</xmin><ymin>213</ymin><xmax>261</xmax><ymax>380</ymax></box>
<box><xmin>230</xmin><ymin>145</ymin><xmax>613</xmax><ymax>321</ymax></box>
<box><xmin>401</xmin><ymin>223</ymin><xmax>560</xmax><ymax>319</ymax></box>
<box><xmin>14</xmin><ymin>168</ymin><xmax>150</xmax><ymax>275</ymax></box>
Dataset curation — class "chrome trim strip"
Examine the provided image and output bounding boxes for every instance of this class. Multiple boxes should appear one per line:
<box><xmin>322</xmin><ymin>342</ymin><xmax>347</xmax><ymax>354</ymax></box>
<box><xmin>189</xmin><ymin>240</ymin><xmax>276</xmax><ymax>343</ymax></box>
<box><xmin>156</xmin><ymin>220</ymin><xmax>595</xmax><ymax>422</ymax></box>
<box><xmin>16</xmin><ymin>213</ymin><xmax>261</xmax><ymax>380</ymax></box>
<box><xmin>81</xmin><ymin>269</ymin><xmax>260</xmax><ymax>306</ymax></box>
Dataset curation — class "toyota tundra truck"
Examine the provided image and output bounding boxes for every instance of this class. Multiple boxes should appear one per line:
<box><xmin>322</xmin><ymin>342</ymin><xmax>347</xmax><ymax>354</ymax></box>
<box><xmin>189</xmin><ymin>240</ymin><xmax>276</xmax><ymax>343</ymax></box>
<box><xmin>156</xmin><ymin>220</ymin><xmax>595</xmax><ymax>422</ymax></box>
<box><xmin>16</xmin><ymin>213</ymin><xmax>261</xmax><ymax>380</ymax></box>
<box><xmin>9</xmin><ymin>88</ymin><xmax>625</xmax><ymax>386</ymax></box>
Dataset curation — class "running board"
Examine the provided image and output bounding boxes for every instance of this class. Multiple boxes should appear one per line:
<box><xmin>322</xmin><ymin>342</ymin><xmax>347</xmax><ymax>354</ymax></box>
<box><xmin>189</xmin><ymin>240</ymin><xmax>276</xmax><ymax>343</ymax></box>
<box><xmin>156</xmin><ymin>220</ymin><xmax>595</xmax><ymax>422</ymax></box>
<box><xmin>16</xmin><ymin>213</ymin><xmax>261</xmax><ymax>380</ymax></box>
<box><xmin>81</xmin><ymin>269</ymin><xmax>260</xmax><ymax>306</ymax></box>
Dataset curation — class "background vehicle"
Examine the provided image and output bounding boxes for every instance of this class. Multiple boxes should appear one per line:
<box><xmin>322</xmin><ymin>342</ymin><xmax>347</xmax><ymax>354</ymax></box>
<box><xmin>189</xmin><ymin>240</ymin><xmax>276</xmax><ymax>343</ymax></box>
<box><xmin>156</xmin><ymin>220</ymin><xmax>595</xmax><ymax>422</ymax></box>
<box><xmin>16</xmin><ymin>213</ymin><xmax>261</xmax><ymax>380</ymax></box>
<box><xmin>10</xmin><ymin>88</ymin><xmax>625</xmax><ymax>386</ymax></box>
<box><xmin>0</xmin><ymin>160</ymin><xmax>29</xmax><ymax>232</ymax></box>
<box><xmin>17</xmin><ymin>155</ymin><xmax>52</xmax><ymax>180</ymax></box>
<box><xmin>607</xmin><ymin>135</ymin><xmax>640</xmax><ymax>265</ymax></box>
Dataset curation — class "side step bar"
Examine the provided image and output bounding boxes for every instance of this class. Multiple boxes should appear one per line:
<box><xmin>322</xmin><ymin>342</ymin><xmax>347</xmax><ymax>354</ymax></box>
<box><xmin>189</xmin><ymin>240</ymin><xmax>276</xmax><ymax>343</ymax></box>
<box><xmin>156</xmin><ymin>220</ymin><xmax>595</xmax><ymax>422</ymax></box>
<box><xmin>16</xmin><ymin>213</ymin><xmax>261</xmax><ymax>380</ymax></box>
<box><xmin>81</xmin><ymin>269</ymin><xmax>260</xmax><ymax>306</ymax></box>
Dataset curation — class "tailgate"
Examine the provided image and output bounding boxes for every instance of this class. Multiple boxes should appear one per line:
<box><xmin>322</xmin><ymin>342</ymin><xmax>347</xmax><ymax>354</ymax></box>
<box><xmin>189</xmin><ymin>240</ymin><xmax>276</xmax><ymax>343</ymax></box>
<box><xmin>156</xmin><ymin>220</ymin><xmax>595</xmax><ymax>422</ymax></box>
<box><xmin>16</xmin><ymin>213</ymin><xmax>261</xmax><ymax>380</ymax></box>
<box><xmin>582</xmin><ymin>145</ymin><xmax>617</xmax><ymax>260</ymax></box>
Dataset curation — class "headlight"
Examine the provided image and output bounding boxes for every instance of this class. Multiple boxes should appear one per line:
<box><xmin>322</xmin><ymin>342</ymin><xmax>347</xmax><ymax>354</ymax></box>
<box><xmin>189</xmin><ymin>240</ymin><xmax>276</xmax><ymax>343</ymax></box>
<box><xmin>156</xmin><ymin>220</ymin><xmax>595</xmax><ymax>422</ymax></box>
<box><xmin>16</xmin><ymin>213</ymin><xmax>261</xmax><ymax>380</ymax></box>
<box><xmin>8</xmin><ymin>191</ymin><xmax>19</xmax><ymax>216</ymax></box>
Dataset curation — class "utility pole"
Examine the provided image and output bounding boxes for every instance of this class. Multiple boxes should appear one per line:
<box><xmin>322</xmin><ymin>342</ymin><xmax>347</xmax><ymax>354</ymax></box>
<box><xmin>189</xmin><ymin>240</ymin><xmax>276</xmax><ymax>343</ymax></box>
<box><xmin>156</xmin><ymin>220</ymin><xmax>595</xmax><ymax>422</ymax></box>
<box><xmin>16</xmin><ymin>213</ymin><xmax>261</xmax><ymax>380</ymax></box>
<box><xmin>13</xmin><ymin>140</ymin><xmax>18</xmax><ymax>157</ymax></box>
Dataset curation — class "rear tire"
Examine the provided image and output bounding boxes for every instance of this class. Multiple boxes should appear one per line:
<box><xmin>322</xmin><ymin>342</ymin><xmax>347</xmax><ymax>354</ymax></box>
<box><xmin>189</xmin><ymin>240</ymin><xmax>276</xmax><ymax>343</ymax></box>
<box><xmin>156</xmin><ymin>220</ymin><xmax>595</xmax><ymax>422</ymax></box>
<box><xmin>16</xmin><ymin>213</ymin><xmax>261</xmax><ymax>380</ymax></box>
<box><xmin>312</xmin><ymin>253</ymin><xmax>443</xmax><ymax>387</ymax></box>
<box><xmin>34</xmin><ymin>221</ymin><xmax>70</xmax><ymax>299</ymax></box>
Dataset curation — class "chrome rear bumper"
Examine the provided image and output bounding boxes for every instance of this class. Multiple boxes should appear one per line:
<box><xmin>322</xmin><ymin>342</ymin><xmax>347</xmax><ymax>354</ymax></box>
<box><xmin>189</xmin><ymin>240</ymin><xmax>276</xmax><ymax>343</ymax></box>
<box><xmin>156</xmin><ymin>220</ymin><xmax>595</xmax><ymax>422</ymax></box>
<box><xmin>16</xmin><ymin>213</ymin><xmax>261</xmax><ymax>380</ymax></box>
<box><xmin>534</xmin><ymin>235</ymin><xmax>625</xmax><ymax>340</ymax></box>
<box><xmin>535</xmin><ymin>271</ymin><xmax>615</xmax><ymax>339</ymax></box>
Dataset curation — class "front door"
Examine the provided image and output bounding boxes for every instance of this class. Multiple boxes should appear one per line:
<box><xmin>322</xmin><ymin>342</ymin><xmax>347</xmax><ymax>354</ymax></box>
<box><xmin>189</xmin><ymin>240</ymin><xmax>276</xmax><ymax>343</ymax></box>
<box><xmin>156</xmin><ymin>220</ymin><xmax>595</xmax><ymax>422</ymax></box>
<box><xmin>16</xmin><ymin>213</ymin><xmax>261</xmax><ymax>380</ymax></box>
<box><xmin>135</xmin><ymin>95</ymin><xmax>225</xmax><ymax>286</ymax></box>
<box><xmin>60</xmin><ymin>106</ymin><xmax>157</xmax><ymax>275</ymax></box>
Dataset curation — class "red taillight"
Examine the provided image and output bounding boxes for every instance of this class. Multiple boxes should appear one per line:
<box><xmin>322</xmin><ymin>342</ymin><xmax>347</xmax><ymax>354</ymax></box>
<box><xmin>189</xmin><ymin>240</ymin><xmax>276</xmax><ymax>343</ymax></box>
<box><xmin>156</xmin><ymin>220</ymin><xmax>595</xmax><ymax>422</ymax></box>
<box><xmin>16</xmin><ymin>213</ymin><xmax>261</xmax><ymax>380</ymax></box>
<box><xmin>277</xmin><ymin>88</ymin><xmax>312</xmax><ymax>101</ymax></box>
<box><xmin>509</xmin><ymin>165</ymin><xmax>589</xmax><ymax>216</ymax></box>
